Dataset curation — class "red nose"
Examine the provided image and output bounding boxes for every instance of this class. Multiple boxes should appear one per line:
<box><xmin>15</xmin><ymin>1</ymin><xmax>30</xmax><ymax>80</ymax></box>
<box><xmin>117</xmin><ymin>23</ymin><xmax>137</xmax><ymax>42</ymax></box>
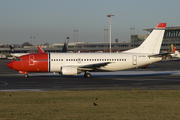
<box><xmin>7</xmin><ymin>61</ymin><xmax>14</xmax><ymax>69</ymax></box>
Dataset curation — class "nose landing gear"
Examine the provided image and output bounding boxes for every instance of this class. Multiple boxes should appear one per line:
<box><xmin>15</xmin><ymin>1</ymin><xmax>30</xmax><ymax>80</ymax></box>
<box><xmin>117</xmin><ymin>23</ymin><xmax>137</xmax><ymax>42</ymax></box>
<box><xmin>25</xmin><ymin>74</ymin><xmax>29</xmax><ymax>78</ymax></box>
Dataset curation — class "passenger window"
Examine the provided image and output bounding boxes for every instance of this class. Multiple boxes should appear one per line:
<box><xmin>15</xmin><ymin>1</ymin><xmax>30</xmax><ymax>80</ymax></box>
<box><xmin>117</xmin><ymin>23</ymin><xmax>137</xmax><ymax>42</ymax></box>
<box><xmin>61</xmin><ymin>59</ymin><xmax>63</xmax><ymax>61</ymax></box>
<box><xmin>95</xmin><ymin>59</ymin><xmax>96</xmax><ymax>61</ymax></box>
<box><xmin>51</xmin><ymin>59</ymin><xmax>53</xmax><ymax>61</ymax></box>
<box><xmin>92</xmin><ymin>59</ymin><xmax>94</xmax><ymax>61</ymax></box>
<box><xmin>36</xmin><ymin>59</ymin><xmax>38</xmax><ymax>61</ymax></box>
<box><xmin>97</xmin><ymin>59</ymin><xmax>99</xmax><ymax>61</ymax></box>
<box><xmin>66</xmin><ymin>59</ymin><xmax>68</xmax><ymax>61</ymax></box>
<box><xmin>56</xmin><ymin>59</ymin><xmax>58</xmax><ymax>61</ymax></box>
<box><xmin>84</xmin><ymin>59</ymin><xmax>86</xmax><ymax>61</ymax></box>
<box><xmin>81</xmin><ymin>59</ymin><xmax>83</xmax><ymax>61</ymax></box>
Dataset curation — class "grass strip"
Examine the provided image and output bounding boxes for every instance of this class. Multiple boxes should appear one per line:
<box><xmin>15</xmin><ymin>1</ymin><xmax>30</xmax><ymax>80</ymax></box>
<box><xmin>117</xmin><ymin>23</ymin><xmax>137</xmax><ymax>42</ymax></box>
<box><xmin>0</xmin><ymin>90</ymin><xmax>180</xmax><ymax>120</ymax></box>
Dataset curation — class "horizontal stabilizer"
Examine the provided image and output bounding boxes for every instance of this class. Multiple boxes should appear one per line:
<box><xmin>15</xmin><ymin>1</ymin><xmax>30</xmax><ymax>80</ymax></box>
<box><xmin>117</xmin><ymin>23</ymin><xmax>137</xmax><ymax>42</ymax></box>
<box><xmin>148</xmin><ymin>53</ymin><xmax>171</xmax><ymax>57</ymax></box>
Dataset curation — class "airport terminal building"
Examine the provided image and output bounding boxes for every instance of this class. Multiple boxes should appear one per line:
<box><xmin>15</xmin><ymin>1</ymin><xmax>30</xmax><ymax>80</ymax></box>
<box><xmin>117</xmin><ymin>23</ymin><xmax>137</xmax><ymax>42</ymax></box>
<box><xmin>1</xmin><ymin>26</ymin><xmax>180</xmax><ymax>58</ymax></box>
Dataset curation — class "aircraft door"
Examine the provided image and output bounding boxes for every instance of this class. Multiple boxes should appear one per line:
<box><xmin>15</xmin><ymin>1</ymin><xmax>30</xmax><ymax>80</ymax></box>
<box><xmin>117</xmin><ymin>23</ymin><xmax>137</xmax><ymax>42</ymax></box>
<box><xmin>132</xmin><ymin>55</ymin><xmax>137</xmax><ymax>65</ymax></box>
<box><xmin>29</xmin><ymin>55</ymin><xmax>34</xmax><ymax>65</ymax></box>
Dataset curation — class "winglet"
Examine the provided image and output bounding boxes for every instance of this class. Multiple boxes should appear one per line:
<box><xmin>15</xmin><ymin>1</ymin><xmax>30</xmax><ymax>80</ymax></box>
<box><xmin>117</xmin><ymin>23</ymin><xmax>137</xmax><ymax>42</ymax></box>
<box><xmin>38</xmin><ymin>45</ymin><xmax>45</xmax><ymax>53</ymax></box>
<box><xmin>155</xmin><ymin>23</ymin><xmax>167</xmax><ymax>28</ymax></box>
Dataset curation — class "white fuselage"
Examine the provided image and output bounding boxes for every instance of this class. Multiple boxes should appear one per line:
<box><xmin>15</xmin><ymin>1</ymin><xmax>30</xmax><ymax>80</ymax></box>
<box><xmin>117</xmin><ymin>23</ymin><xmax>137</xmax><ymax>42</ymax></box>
<box><xmin>49</xmin><ymin>52</ymin><xmax>162</xmax><ymax>72</ymax></box>
<box><xmin>11</xmin><ymin>53</ymin><xmax>30</xmax><ymax>57</ymax></box>
<box><xmin>171</xmin><ymin>53</ymin><xmax>180</xmax><ymax>58</ymax></box>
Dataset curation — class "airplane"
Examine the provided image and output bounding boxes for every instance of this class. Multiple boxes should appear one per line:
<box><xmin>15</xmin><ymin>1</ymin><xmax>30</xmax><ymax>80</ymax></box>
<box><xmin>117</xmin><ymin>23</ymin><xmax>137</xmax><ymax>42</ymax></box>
<box><xmin>10</xmin><ymin>45</ymin><xmax>30</xmax><ymax>58</ymax></box>
<box><xmin>38</xmin><ymin>37</ymin><xmax>69</xmax><ymax>53</ymax></box>
<box><xmin>7</xmin><ymin>23</ymin><xmax>167</xmax><ymax>78</ymax></box>
<box><xmin>9</xmin><ymin>37</ymin><xmax>69</xmax><ymax>58</ymax></box>
<box><xmin>170</xmin><ymin>44</ymin><xmax>180</xmax><ymax>59</ymax></box>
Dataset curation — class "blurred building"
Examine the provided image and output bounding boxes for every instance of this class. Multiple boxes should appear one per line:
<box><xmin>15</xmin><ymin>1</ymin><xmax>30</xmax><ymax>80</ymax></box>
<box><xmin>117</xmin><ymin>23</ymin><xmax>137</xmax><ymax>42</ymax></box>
<box><xmin>1</xmin><ymin>26</ymin><xmax>180</xmax><ymax>58</ymax></box>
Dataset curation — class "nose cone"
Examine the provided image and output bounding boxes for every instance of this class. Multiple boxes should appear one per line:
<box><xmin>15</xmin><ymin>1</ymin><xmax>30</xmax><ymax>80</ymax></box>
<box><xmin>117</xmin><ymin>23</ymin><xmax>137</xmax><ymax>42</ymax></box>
<box><xmin>7</xmin><ymin>61</ymin><xmax>14</xmax><ymax>69</ymax></box>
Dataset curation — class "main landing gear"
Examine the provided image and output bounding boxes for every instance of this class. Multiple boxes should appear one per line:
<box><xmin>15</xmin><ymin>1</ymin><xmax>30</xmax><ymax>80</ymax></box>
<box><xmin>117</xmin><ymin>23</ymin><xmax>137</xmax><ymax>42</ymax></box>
<box><xmin>84</xmin><ymin>71</ymin><xmax>91</xmax><ymax>78</ymax></box>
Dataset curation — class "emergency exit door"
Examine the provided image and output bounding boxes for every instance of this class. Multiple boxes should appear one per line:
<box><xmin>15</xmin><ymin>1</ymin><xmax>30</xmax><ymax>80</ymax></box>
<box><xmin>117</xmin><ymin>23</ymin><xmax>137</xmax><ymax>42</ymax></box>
<box><xmin>132</xmin><ymin>55</ymin><xmax>137</xmax><ymax>65</ymax></box>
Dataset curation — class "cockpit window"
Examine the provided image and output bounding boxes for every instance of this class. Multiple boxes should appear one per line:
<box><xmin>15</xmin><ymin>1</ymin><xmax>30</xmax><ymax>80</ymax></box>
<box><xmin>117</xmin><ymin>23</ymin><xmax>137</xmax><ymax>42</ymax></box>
<box><xmin>15</xmin><ymin>58</ymin><xmax>23</xmax><ymax>61</ymax></box>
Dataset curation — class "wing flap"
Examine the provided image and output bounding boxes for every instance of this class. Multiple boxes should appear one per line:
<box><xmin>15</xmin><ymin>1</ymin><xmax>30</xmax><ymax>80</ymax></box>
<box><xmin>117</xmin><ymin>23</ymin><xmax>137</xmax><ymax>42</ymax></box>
<box><xmin>79</xmin><ymin>62</ymin><xmax>111</xmax><ymax>68</ymax></box>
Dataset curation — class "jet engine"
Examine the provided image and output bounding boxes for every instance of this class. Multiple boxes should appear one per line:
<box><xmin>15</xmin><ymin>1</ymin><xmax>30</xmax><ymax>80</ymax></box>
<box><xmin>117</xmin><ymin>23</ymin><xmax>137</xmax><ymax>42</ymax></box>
<box><xmin>60</xmin><ymin>66</ymin><xmax>78</xmax><ymax>75</ymax></box>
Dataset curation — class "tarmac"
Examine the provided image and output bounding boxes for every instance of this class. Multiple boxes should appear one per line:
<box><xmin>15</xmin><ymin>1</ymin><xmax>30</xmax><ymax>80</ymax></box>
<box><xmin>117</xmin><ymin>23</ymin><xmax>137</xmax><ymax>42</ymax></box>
<box><xmin>1</xmin><ymin>59</ymin><xmax>180</xmax><ymax>91</ymax></box>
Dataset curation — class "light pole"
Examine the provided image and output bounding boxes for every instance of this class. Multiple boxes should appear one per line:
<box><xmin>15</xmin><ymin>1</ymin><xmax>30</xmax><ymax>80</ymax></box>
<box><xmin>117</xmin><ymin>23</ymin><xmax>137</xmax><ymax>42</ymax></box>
<box><xmin>73</xmin><ymin>30</ymin><xmax>78</xmax><ymax>52</ymax></box>
<box><xmin>130</xmin><ymin>27</ymin><xmax>135</xmax><ymax>48</ymax></box>
<box><xmin>104</xmin><ymin>29</ymin><xmax>108</xmax><ymax>52</ymax></box>
<box><xmin>33</xmin><ymin>36</ymin><xmax>36</xmax><ymax>46</ymax></box>
<box><xmin>107</xmin><ymin>14</ymin><xmax>114</xmax><ymax>53</ymax></box>
<box><xmin>30</xmin><ymin>36</ymin><xmax>32</xmax><ymax>46</ymax></box>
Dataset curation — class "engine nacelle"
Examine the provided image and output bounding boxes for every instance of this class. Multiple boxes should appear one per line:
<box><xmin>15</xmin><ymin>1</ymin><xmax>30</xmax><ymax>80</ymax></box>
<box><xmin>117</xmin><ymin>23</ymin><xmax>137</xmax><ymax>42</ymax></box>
<box><xmin>61</xmin><ymin>66</ymin><xmax>78</xmax><ymax>75</ymax></box>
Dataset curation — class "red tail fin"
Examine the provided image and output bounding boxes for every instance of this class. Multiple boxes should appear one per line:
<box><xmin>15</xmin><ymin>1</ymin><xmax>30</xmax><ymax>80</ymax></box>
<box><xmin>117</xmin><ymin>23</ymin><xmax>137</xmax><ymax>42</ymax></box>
<box><xmin>173</xmin><ymin>45</ymin><xmax>178</xmax><ymax>52</ymax></box>
<box><xmin>38</xmin><ymin>45</ymin><xmax>45</xmax><ymax>53</ymax></box>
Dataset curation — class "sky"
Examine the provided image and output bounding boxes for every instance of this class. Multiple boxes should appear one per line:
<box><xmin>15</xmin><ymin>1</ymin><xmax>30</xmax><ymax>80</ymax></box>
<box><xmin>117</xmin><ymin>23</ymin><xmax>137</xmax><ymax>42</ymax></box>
<box><xmin>0</xmin><ymin>0</ymin><xmax>180</xmax><ymax>45</ymax></box>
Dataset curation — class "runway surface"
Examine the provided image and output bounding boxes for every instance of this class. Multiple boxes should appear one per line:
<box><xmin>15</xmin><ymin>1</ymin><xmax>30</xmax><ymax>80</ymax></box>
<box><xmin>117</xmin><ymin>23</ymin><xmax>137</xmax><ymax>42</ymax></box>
<box><xmin>1</xmin><ymin>59</ymin><xmax>180</xmax><ymax>91</ymax></box>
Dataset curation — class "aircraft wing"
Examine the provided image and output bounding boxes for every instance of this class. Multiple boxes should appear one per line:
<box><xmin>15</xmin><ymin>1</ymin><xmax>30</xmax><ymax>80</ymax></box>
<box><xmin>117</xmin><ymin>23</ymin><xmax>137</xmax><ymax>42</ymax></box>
<box><xmin>78</xmin><ymin>62</ymin><xmax>111</xmax><ymax>70</ymax></box>
<box><xmin>148</xmin><ymin>53</ymin><xmax>171</xmax><ymax>57</ymax></box>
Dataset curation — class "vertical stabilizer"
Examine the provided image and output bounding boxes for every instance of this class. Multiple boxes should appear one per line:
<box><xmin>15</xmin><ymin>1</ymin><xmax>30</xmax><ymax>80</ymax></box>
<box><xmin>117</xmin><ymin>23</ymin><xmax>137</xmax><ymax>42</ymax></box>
<box><xmin>38</xmin><ymin>45</ymin><xmax>45</xmax><ymax>53</ymax></box>
<box><xmin>171</xmin><ymin>44</ymin><xmax>179</xmax><ymax>54</ymax></box>
<box><xmin>10</xmin><ymin>45</ymin><xmax>17</xmax><ymax>53</ymax></box>
<box><xmin>61</xmin><ymin>37</ymin><xmax>69</xmax><ymax>52</ymax></box>
<box><xmin>124</xmin><ymin>23</ymin><xmax>166</xmax><ymax>54</ymax></box>
<box><xmin>171</xmin><ymin>44</ymin><xmax>174</xmax><ymax>53</ymax></box>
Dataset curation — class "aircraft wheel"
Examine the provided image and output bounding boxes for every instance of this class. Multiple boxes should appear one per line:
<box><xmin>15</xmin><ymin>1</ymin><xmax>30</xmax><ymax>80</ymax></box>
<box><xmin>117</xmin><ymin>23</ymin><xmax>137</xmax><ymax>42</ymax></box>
<box><xmin>84</xmin><ymin>73</ymin><xmax>91</xmax><ymax>78</ymax></box>
<box><xmin>25</xmin><ymin>74</ymin><xmax>29</xmax><ymax>78</ymax></box>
